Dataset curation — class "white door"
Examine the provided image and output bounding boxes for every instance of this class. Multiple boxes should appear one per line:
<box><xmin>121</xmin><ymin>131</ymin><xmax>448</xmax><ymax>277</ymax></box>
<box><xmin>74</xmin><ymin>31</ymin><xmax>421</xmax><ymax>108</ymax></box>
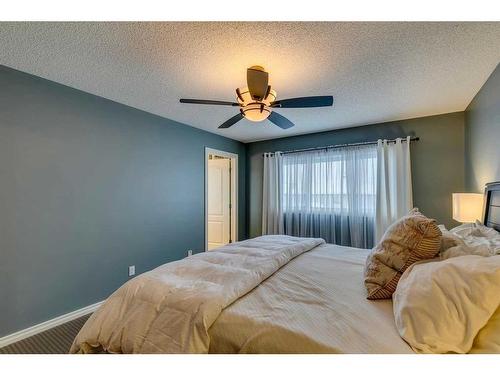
<box><xmin>207</xmin><ymin>158</ymin><xmax>231</xmax><ymax>250</ymax></box>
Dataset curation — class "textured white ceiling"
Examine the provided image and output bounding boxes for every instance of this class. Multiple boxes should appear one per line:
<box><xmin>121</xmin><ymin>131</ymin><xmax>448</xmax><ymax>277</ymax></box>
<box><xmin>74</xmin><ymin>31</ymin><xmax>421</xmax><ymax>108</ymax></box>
<box><xmin>1</xmin><ymin>22</ymin><xmax>499</xmax><ymax>142</ymax></box>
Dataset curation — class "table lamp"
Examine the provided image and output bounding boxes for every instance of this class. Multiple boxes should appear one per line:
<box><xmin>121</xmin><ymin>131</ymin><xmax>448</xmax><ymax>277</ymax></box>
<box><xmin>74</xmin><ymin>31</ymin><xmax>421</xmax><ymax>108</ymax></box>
<box><xmin>452</xmin><ymin>193</ymin><xmax>484</xmax><ymax>224</ymax></box>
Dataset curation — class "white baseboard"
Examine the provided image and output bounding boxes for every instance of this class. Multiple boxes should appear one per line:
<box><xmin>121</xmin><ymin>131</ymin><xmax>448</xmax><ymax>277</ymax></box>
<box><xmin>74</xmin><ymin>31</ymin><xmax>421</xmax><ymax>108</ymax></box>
<box><xmin>0</xmin><ymin>300</ymin><xmax>104</xmax><ymax>348</ymax></box>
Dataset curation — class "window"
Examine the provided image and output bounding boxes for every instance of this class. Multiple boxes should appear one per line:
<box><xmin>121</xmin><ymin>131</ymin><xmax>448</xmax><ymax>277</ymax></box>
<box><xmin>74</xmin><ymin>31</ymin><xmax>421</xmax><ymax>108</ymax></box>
<box><xmin>281</xmin><ymin>146</ymin><xmax>377</xmax><ymax>217</ymax></box>
<box><xmin>262</xmin><ymin>138</ymin><xmax>413</xmax><ymax>249</ymax></box>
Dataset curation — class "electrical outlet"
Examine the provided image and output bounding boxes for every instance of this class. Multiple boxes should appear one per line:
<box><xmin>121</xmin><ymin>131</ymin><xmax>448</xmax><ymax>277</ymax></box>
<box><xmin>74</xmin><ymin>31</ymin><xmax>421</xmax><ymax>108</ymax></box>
<box><xmin>187</xmin><ymin>250</ymin><xmax>193</xmax><ymax>257</ymax></box>
<box><xmin>128</xmin><ymin>265</ymin><xmax>135</xmax><ymax>277</ymax></box>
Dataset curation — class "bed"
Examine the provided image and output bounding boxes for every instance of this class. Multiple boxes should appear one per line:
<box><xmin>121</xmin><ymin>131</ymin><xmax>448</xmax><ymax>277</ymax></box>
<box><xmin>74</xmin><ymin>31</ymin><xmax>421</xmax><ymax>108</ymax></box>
<box><xmin>208</xmin><ymin>244</ymin><xmax>412</xmax><ymax>353</ymax></box>
<box><xmin>483</xmin><ymin>181</ymin><xmax>500</xmax><ymax>232</ymax></box>
<box><xmin>70</xmin><ymin>182</ymin><xmax>500</xmax><ymax>354</ymax></box>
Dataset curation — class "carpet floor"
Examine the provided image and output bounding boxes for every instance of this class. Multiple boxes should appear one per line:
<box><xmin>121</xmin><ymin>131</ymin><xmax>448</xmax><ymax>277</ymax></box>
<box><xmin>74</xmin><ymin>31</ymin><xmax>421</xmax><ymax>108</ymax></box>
<box><xmin>0</xmin><ymin>314</ymin><xmax>90</xmax><ymax>354</ymax></box>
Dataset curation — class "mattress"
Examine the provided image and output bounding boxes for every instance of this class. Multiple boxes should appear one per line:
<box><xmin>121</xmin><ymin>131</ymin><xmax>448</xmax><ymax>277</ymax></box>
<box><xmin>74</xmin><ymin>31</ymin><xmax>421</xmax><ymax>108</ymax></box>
<box><xmin>208</xmin><ymin>243</ymin><xmax>413</xmax><ymax>353</ymax></box>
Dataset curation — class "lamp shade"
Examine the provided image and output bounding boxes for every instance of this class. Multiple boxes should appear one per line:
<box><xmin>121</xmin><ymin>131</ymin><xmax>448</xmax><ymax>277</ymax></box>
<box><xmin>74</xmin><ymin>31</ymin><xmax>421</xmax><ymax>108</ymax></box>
<box><xmin>452</xmin><ymin>193</ymin><xmax>484</xmax><ymax>223</ymax></box>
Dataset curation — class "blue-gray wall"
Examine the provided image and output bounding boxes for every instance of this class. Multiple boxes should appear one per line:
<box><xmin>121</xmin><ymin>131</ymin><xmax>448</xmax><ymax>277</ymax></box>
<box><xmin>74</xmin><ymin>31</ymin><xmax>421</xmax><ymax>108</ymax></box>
<box><xmin>246</xmin><ymin>112</ymin><xmax>465</xmax><ymax>237</ymax></box>
<box><xmin>465</xmin><ymin>63</ymin><xmax>500</xmax><ymax>192</ymax></box>
<box><xmin>0</xmin><ymin>65</ymin><xmax>246</xmax><ymax>336</ymax></box>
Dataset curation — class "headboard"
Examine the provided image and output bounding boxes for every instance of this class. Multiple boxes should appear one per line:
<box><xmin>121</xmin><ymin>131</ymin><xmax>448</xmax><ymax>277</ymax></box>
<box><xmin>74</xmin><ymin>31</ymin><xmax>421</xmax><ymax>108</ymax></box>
<box><xmin>483</xmin><ymin>181</ymin><xmax>500</xmax><ymax>231</ymax></box>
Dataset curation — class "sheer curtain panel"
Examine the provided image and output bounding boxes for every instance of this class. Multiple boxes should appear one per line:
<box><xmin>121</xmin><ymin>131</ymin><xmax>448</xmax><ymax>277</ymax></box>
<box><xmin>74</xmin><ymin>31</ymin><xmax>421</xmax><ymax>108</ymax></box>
<box><xmin>262</xmin><ymin>152</ymin><xmax>284</xmax><ymax>235</ymax></box>
<box><xmin>375</xmin><ymin>136</ymin><xmax>413</xmax><ymax>242</ymax></box>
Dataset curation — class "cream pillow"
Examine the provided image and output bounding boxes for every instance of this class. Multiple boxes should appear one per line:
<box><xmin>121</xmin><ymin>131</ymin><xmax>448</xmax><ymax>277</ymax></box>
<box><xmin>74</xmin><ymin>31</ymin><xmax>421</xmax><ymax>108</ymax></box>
<box><xmin>364</xmin><ymin>209</ymin><xmax>441</xmax><ymax>299</ymax></box>
<box><xmin>470</xmin><ymin>305</ymin><xmax>500</xmax><ymax>353</ymax></box>
<box><xmin>393</xmin><ymin>255</ymin><xmax>500</xmax><ymax>353</ymax></box>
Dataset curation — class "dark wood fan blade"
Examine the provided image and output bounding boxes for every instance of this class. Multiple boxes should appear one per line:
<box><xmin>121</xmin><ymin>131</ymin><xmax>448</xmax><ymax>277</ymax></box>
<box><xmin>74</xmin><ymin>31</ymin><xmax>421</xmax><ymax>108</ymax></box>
<box><xmin>268</xmin><ymin>111</ymin><xmax>295</xmax><ymax>129</ymax></box>
<box><xmin>271</xmin><ymin>96</ymin><xmax>333</xmax><ymax>108</ymax></box>
<box><xmin>218</xmin><ymin>112</ymin><xmax>245</xmax><ymax>129</ymax></box>
<box><xmin>180</xmin><ymin>99</ymin><xmax>239</xmax><ymax>106</ymax></box>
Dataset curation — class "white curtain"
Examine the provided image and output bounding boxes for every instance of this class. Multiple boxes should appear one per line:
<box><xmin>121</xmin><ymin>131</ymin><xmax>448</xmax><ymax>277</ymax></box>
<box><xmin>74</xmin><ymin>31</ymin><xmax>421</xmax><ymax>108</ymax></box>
<box><xmin>375</xmin><ymin>136</ymin><xmax>413</xmax><ymax>242</ymax></box>
<box><xmin>262</xmin><ymin>152</ymin><xmax>284</xmax><ymax>235</ymax></box>
<box><xmin>263</xmin><ymin>145</ymin><xmax>377</xmax><ymax>248</ymax></box>
<box><xmin>262</xmin><ymin>138</ymin><xmax>413</xmax><ymax>248</ymax></box>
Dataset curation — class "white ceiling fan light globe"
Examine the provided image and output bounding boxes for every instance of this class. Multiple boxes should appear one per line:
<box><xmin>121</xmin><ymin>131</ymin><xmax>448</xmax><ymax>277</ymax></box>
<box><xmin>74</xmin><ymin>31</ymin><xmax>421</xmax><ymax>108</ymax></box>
<box><xmin>242</xmin><ymin>103</ymin><xmax>272</xmax><ymax>122</ymax></box>
<box><xmin>236</xmin><ymin>85</ymin><xmax>277</xmax><ymax>122</ymax></box>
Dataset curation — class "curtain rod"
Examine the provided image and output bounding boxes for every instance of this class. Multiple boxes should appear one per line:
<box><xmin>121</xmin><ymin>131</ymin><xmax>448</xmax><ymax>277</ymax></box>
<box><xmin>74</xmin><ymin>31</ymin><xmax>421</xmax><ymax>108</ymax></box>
<box><xmin>263</xmin><ymin>137</ymin><xmax>419</xmax><ymax>156</ymax></box>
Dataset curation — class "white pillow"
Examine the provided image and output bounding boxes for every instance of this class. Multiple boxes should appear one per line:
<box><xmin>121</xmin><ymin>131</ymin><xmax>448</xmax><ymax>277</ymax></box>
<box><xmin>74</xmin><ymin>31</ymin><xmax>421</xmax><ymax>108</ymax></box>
<box><xmin>450</xmin><ymin>221</ymin><xmax>499</xmax><ymax>239</ymax></box>
<box><xmin>472</xmin><ymin>220</ymin><xmax>500</xmax><ymax>238</ymax></box>
<box><xmin>439</xmin><ymin>223</ymin><xmax>500</xmax><ymax>259</ymax></box>
<box><xmin>438</xmin><ymin>225</ymin><xmax>463</xmax><ymax>250</ymax></box>
<box><xmin>393</xmin><ymin>255</ymin><xmax>500</xmax><ymax>353</ymax></box>
<box><xmin>470</xmin><ymin>305</ymin><xmax>500</xmax><ymax>353</ymax></box>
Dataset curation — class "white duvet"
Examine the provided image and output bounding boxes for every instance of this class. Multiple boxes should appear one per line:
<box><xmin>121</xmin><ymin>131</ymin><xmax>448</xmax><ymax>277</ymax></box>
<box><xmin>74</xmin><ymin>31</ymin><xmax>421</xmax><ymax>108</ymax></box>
<box><xmin>393</xmin><ymin>255</ymin><xmax>500</xmax><ymax>353</ymax></box>
<box><xmin>70</xmin><ymin>235</ymin><xmax>324</xmax><ymax>353</ymax></box>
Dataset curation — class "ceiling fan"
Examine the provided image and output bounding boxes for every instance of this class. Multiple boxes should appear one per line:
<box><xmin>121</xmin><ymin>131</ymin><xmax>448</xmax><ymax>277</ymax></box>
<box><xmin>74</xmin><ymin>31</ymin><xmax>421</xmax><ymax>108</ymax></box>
<box><xmin>179</xmin><ymin>66</ymin><xmax>333</xmax><ymax>129</ymax></box>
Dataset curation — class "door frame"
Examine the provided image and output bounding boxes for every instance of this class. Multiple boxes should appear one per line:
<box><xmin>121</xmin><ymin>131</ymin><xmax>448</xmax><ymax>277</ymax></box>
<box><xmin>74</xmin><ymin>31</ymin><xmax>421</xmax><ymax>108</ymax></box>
<box><xmin>205</xmin><ymin>147</ymin><xmax>238</xmax><ymax>251</ymax></box>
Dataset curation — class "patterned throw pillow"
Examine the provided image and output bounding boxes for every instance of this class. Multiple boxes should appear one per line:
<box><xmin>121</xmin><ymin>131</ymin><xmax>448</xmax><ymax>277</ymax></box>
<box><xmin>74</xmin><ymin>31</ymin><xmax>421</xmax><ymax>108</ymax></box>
<box><xmin>364</xmin><ymin>209</ymin><xmax>442</xmax><ymax>300</ymax></box>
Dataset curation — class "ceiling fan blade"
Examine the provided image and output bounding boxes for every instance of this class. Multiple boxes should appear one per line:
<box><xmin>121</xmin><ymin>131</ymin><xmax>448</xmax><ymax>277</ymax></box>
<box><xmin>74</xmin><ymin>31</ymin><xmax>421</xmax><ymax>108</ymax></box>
<box><xmin>268</xmin><ymin>111</ymin><xmax>295</xmax><ymax>129</ymax></box>
<box><xmin>180</xmin><ymin>98</ymin><xmax>239</xmax><ymax>106</ymax></box>
<box><xmin>247</xmin><ymin>66</ymin><xmax>269</xmax><ymax>100</ymax></box>
<box><xmin>271</xmin><ymin>96</ymin><xmax>333</xmax><ymax>108</ymax></box>
<box><xmin>218</xmin><ymin>112</ymin><xmax>245</xmax><ymax>129</ymax></box>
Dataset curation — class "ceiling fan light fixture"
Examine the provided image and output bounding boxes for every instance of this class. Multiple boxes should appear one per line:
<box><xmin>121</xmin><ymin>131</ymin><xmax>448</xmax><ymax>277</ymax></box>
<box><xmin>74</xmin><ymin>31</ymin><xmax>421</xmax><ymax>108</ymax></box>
<box><xmin>264</xmin><ymin>88</ymin><xmax>277</xmax><ymax>105</ymax></box>
<box><xmin>241</xmin><ymin>103</ymin><xmax>271</xmax><ymax>122</ymax></box>
<box><xmin>236</xmin><ymin>87</ymin><xmax>277</xmax><ymax>107</ymax></box>
<box><xmin>236</xmin><ymin>87</ymin><xmax>251</xmax><ymax>106</ymax></box>
<box><xmin>179</xmin><ymin>65</ymin><xmax>333</xmax><ymax>129</ymax></box>
<box><xmin>236</xmin><ymin>86</ymin><xmax>276</xmax><ymax>122</ymax></box>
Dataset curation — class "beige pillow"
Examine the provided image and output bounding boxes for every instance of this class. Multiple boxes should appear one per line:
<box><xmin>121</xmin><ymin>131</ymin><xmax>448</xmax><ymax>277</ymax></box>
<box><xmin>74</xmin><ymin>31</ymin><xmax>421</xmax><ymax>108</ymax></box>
<box><xmin>364</xmin><ymin>209</ymin><xmax>442</xmax><ymax>299</ymax></box>
<box><xmin>470</xmin><ymin>305</ymin><xmax>500</xmax><ymax>353</ymax></box>
<box><xmin>393</xmin><ymin>255</ymin><xmax>500</xmax><ymax>353</ymax></box>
